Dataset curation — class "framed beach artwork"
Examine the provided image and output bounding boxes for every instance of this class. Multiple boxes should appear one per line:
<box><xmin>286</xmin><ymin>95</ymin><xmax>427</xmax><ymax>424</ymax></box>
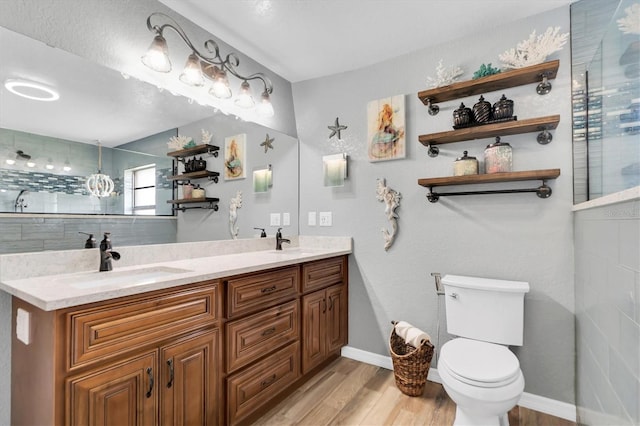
<box><xmin>224</xmin><ymin>134</ymin><xmax>246</xmax><ymax>180</ymax></box>
<box><xmin>367</xmin><ymin>95</ymin><xmax>406</xmax><ymax>162</ymax></box>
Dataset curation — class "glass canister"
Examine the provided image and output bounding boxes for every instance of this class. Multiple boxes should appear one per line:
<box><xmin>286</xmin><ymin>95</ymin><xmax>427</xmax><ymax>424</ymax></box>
<box><xmin>484</xmin><ymin>136</ymin><xmax>512</xmax><ymax>173</ymax></box>
<box><xmin>183</xmin><ymin>181</ymin><xmax>193</xmax><ymax>199</ymax></box>
<box><xmin>453</xmin><ymin>151</ymin><xmax>479</xmax><ymax>176</ymax></box>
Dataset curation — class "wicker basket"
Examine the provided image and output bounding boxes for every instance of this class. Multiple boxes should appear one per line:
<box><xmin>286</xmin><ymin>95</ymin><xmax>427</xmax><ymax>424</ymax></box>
<box><xmin>389</xmin><ymin>327</ymin><xmax>434</xmax><ymax>397</ymax></box>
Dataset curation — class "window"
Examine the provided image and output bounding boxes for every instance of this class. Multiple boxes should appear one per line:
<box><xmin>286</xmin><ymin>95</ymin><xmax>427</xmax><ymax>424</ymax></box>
<box><xmin>125</xmin><ymin>164</ymin><xmax>156</xmax><ymax>215</ymax></box>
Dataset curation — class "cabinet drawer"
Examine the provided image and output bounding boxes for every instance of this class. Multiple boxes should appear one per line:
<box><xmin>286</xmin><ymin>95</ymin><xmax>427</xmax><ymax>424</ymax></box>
<box><xmin>67</xmin><ymin>282</ymin><xmax>219</xmax><ymax>370</ymax></box>
<box><xmin>227</xmin><ymin>342</ymin><xmax>300</xmax><ymax>425</ymax></box>
<box><xmin>302</xmin><ymin>256</ymin><xmax>345</xmax><ymax>293</ymax></box>
<box><xmin>226</xmin><ymin>300</ymin><xmax>299</xmax><ymax>373</ymax></box>
<box><xmin>226</xmin><ymin>266</ymin><xmax>299</xmax><ymax>318</ymax></box>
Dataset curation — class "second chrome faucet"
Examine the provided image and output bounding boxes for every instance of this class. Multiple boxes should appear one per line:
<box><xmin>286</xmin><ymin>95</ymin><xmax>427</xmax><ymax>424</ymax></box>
<box><xmin>275</xmin><ymin>228</ymin><xmax>290</xmax><ymax>251</ymax></box>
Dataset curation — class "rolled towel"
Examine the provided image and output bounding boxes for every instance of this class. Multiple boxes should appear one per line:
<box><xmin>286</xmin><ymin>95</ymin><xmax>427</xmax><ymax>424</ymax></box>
<box><xmin>394</xmin><ymin>321</ymin><xmax>432</xmax><ymax>348</ymax></box>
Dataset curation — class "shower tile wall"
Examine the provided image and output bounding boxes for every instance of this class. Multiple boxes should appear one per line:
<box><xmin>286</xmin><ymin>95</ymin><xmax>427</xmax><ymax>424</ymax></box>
<box><xmin>574</xmin><ymin>199</ymin><xmax>640</xmax><ymax>425</ymax></box>
<box><xmin>0</xmin><ymin>215</ymin><xmax>176</xmax><ymax>253</ymax></box>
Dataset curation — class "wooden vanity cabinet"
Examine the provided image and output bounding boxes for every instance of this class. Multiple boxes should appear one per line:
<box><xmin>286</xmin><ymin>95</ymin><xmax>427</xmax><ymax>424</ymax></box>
<box><xmin>12</xmin><ymin>255</ymin><xmax>349</xmax><ymax>426</ymax></box>
<box><xmin>301</xmin><ymin>257</ymin><xmax>348</xmax><ymax>374</ymax></box>
<box><xmin>12</xmin><ymin>281</ymin><xmax>222</xmax><ymax>426</ymax></box>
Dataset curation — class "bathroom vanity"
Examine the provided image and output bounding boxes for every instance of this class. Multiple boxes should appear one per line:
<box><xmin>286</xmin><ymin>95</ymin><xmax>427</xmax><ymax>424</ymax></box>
<box><xmin>2</xmin><ymin>238</ymin><xmax>350</xmax><ymax>425</ymax></box>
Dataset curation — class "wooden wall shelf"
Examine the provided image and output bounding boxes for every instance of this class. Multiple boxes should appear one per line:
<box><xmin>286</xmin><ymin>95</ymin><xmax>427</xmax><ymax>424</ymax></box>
<box><xmin>167</xmin><ymin>144</ymin><xmax>220</xmax><ymax>159</ymax></box>
<box><xmin>168</xmin><ymin>170</ymin><xmax>220</xmax><ymax>183</ymax></box>
<box><xmin>418</xmin><ymin>169</ymin><xmax>561</xmax><ymax>203</ymax></box>
<box><xmin>418</xmin><ymin>60</ymin><xmax>559</xmax><ymax>105</ymax></box>
<box><xmin>419</xmin><ymin>115</ymin><xmax>560</xmax><ymax>146</ymax></box>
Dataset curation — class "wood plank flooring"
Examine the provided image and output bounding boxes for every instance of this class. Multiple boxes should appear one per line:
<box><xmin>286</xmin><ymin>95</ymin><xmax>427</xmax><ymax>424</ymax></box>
<box><xmin>253</xmin><ymin>357</ymin><xmax>576</xmax><ymax>426</ymax></box>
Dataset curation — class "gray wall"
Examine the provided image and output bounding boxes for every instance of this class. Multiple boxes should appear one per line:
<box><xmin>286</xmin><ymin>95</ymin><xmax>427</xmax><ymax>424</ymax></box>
<box><xmin>293</xmin><ymin>8</ymin><xmax>575</xmax><ymax>403</ymax></box>
<box><xmin>575</xmin><ymin>199</ymin><xmax>640</xmax><ymax>425</ymax></box>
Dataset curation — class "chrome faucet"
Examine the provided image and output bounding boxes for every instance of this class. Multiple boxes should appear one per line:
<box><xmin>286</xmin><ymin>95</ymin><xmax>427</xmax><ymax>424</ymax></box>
<box><xmin>99</xmin><ymin>232</ymin><xmax>121</xmax><ymax>271</ymax></box>
<box><xmin>275</xmin><ymin>228</ymin><xmax>290</xmax><ymax>251</ymax></box>
<box><xmin>14</xmin><ymin>189</ymin><xmax>28</xmax><ymax>213</ymax></box>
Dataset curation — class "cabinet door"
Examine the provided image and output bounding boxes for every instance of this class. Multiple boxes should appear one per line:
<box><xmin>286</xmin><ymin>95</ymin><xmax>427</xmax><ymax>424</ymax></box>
<box><xmin>326</xmin><ymin>284</ymin><xmax>348</xmax><ymax>353</ymax></box>
<box><xmin>67</xmin><ymin>352</ymin><xmax>158</xmax><ymax>426</ymax></box>
<box><xmin>301</xmin><ymin>290</ymin><xmax>326</xmax><ymax>374</ymax></box>
<box><xmin>160</xmin><ymin>329</ymin><xmax>221</xmax><ymax>426</ymax></box>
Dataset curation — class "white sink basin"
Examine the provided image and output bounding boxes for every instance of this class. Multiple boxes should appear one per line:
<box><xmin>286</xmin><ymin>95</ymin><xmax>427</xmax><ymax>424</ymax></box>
<box><xmin>267</xmin><ymin>248</ymin><xmax>317</xmax><ymax>256</ymax></box>
<box><xmin>65</xmin><ymin>266</ymin><xmax>192</xmax><ymax>289</ymax></box>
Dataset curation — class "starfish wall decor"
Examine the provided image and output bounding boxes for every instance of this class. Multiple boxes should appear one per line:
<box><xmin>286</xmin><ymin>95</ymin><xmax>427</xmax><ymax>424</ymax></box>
<box><xmin>328</xmin><ymin>117</ymin><xmax>348</xmax><ymax>139</ymax></box>
<box><xmin>260</xmin><ymin>133</ymin><xmax>274</xmax><ymax>153</ymax></box>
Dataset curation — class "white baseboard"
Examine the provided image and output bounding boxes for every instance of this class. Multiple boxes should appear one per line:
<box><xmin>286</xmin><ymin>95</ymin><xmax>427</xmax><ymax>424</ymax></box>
<box><xmin>340</xmin><ymin>346</ymin><xmax>576</xmax><ymax>423</ymax></box>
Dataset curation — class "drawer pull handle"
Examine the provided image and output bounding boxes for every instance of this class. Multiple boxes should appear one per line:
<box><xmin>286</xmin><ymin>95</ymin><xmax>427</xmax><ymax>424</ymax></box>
<box><xmin>261</xmin><ymin>374</ymin><xmax>277</xmax><ymax>388</ymax></box>
<box><xmin>323</xmin><ymin>298</ymin><xmax>327</xmax><ymax>313</ymax></box>
<box><xmin>262</xmin><ymin>327</ymin><xmax>276</xmax><ymax>336</ymax></box>
<box><xmin>261</xmin><ymin>286</ymin><xmax>277</xmax><ymax>293</ymax></box>
<box><xmin>328</xmin><ymin>296</ymin><xmax>333</xmax><ymax>311</ymax></box>
<box><xmin>167</xmin><ymin>359</ymin><xmax>174</xmax><ymax>388</ymax></box>
<box><xmin>146</xmin><ymin>367</ymin><xmax>154</xmax><ymax>398</ymax></box>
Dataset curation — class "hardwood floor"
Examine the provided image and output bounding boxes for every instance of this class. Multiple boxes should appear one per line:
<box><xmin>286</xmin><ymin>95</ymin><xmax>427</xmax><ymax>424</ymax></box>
<box><xmin>253</xmin><ymin>357</ymin><xmax>576</xmax><ymax>426</ymax></box>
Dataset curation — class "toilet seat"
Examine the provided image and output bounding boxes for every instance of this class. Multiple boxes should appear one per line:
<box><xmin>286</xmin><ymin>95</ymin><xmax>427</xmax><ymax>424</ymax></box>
<box><xmin>440</xmin><ymin>338</ymin><xmax>520</xmax><ymax>388</ymax></box>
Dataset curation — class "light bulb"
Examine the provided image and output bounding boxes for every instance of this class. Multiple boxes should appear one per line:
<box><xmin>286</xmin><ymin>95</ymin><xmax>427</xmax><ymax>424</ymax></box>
<box><xmin>257</xmin><ymin>91</ymin><xmax>275</xmax><ymax>117</ymax></box>
<box><xmin>141</xmin><ymin>35</ymin><xmax>171</xmax><ymax>73</ymax></box>
<box><xmin>5</xmin><ymin>159</ymin><xmax>15</xmax><ymax>165</ymax></box>
<box><xmin>179</xmin><ymin>53</ymin><xmax>205</xmax><ymax>87</ymax></box>
<box><xmin>208</xmin><ymin>67</ymin><xmax>232</xmax><ymax>99</ymax></box>
<box><xmin>26</xmin><ymin>161</ymin><xmax>36</xmax><ymax>168</ymax></box>
<box><xmin>234</xmin><ymin>81</ymin><xmax>255</xmax><ymax>109</ymax></box>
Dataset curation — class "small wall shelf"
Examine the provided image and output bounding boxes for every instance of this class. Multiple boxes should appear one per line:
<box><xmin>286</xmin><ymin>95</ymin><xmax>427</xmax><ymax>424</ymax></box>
<box><xmin>418</xmin><ymin>169</ymin><xmax>561</xmax><ymax>203</ymax></box>
<box><xmin>167</xmin><ymin>144</ymin><xmax>220</xmax><ymax>159</ymax></box>
<box><xmin>167</xmin><ymin>197</ymin><xmax>220</xmax><ymax>212</ymax></box>
<box><xmin>419</xmin><ymin>115</ymin><xmax>560</xmax><ymax>156</ymax></box>
<box><xmin>168</xmin><ymin>170</ymin><xmax>220</xmax><ymax>183</ymax></box>
<box><xmin>418</xmin><ymin>60</ymin><xmax>559</xmax><ymax>105</ymax></box>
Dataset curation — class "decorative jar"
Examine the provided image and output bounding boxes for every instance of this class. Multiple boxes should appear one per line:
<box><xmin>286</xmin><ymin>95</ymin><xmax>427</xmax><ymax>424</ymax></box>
<box><xmin>192</xmin><ymin>185</ymin><xmax>205</xmax><ymax>199</ymax></box>
<box><xmin>453</xmin><ymin>151</ymin><xmax>479</xmax><ymax>176</ymax></box>
<box><xmin>453</xmin><ymin>102</ymin><xmax>473</xmax><ymax>127</ymax></box>
<box><xmin>183</xmin><ymin>182</ymin><xmax>193</xmax><ymax>199</ymax></box>
<box><xmin>492</xmin><ymin>94</ymin><xmax>514</xmax><ymax>119</ymax></box>
<box><xmin>484</xmin><ymin>137</ymin><xmax>512</xmax><ymax>173</ymax></box>
<box><xmin>472</xmin><ymin>95</ymin><xmax>492</xmax><ymax>123</ymax></box>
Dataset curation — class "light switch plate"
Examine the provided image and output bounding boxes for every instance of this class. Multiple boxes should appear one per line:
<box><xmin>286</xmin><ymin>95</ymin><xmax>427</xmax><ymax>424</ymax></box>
<box><xmin>282</xmin><ymin>212</ymin><xmax>290</xmax><ymax>226</ymax></box>
<box><xmin>308</xmin><ymin>211</ymin><xmax>317</xmax><ymax>226</ymax></box>
<box><xmin>319</xmin><ymin>211</ymin><xmax>332</xmax><ymax>227</ymax></box>
<box><xmin>270</xmin><ymin>213</ymin><xmax>281</xmax><ymax>226</ymax></box>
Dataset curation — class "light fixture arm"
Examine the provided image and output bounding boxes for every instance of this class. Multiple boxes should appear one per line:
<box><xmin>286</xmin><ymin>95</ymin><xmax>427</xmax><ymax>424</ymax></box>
<box><xmin>145</xmin><ymin>12</ymin><xmax>273</xmax><ymax>95</ymax></box>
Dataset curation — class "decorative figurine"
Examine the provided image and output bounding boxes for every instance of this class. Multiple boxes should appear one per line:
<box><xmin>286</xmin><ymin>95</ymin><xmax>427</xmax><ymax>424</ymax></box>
<box><xmin>229</xmin><ymin>190</ymin><xmax>242</xmax><ymax>239</ymax></box>
<box><xmin>328</xmin><ymin>117</ymin><xmax>348</xmax><ymax>139</ymax></box>
<box><xmin>376</xmin><ymin>178</ymin><xmax>402</xmax><ymax>251</ymax></box>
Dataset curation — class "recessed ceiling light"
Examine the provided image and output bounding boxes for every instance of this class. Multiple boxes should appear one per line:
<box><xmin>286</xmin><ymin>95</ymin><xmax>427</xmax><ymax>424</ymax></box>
<box><xmin>4</xmin><ymin>78</ymin><xmax>60</xmax><ymax>101</ymax></box>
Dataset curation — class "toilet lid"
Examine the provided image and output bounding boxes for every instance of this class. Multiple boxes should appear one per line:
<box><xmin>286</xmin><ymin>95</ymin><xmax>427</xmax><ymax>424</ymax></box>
<box><xmin>440</xmin><ymin>339</ymin><xmax>520</xmax><ymax>388</ymax></box>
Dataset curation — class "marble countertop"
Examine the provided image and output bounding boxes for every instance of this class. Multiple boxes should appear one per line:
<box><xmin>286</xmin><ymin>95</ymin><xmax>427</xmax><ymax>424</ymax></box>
<box><xmin>0</xmin><ymin>236</ymin><xmax>351</xmax><ymax>311</ymax></box>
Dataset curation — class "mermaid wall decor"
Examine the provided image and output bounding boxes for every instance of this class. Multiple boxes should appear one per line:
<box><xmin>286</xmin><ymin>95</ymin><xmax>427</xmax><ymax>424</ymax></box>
<box><xmin>376</xmin><ymin>178</ymin><xmax>402</xmax><ymax>251</ymax></box>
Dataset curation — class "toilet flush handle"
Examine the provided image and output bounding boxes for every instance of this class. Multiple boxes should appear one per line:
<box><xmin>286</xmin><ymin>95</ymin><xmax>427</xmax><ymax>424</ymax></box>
<box><xmin>449</xmin><ymin>292</ymin><xmax>458</xmax><ymax>299</ymax></box>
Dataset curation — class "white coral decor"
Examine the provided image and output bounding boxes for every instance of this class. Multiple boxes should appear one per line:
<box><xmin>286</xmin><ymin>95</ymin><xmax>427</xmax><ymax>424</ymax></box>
<box><xmin>426</xmin><ymin>59</ymin><xmax>464</xmax><ymax>88</ymax></box>
<box><xmin>617</xmin><ymin>3</ymin><xmax>640</xmax><ymax>34</ymax></box>
<box><xmin>167</xmin><ymin>135</ymin><xmax>192</xmax><ymax>151</ymax></box>
<box><xmin>499</xmin><ymin>27</ymin><xmax>569</xmax><ymax>69</ymax></box>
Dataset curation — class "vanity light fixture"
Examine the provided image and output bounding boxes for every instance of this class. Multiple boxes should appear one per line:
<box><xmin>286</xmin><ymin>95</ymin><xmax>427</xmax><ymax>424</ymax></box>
<box><xmin>45</xmin><ymin>158</ymin><xmax>55</xmax><ymax>170</ymax></box>
<box><xmin>141</xmin><ymin>12</ymin><xmax>274</xmax><ymax>116</ymax></box>
<box><xmin>63</xmin><ymin>160</ymin><xmax>72</xmax><ymax>172</ymax></box>
<box><xmin>4</xmin><ymin>78</ymin><xmax>60</xmax><ymax>102</ymax></box>
<box><xmin>85</xmin><ymin>141</ymin><xmax>114</xmax><ymax>198</ymax></box>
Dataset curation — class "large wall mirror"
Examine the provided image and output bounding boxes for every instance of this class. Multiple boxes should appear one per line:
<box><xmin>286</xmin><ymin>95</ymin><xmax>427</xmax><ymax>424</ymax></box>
<box><xmin>0</xmin><ymin>25</ymin><xmax>299</xmax><ymax>244</ymax></box>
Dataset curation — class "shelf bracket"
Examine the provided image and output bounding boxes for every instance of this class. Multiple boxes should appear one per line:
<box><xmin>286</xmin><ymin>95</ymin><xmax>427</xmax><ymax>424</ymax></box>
<box><xmin>536</xmin><ymin>72</ymin><xmax>553</xmax><ymax>95</ymax></box>
<box><xmin>208</xmin><ymin>175</ymin><xmax>219</xmax><ymax>183</ymax></box>
<box><xmin>427</xmin><ymin>144</ymin><xmax>440</xmax><ymax>157</ymax></box>
<box><xmin>425</xmin><ymin>98</ymin><xmax>439</xmax><ymax>116</ymax></box>
<box><xmin>207</xmin><ymin>147</ymin><xmax>220</xmax><ymax>157</ymax></box>
<box><xmin>536</xmin><ymin>127</ymin><xmax>553</xmax><ymax>144</ymax></box>
<box><xmin>426</xmin><ymin>181</ymin><xmax>553</xmax><ymax>203</ymax></box>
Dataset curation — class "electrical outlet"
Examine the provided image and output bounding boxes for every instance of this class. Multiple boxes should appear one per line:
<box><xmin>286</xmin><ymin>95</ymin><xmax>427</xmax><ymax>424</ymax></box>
<box><xmin>270</xmin><ymin>213</ymin><xmax>281</xmax><ymax>226</ymax></box>
<box><xmin>308</xmin><ymin>211</ymin><xmax>317</xmax><ymax>226</ymax></box>
<box><xmin>282</xmin><ymin>212</ymin><xmax>290</xmax><ymax>226</ymax></box>
<box><xmin>319</xmin><ymin>211</ymin><xmax>332</xmax><ymax>227</ymax></box>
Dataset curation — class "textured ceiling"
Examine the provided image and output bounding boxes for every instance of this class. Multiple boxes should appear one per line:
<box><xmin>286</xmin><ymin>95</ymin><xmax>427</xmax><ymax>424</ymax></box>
<box><xmin>160</xmin><ymin>0</ymin><xmax>573</xmax><ymax>82</ymax></box>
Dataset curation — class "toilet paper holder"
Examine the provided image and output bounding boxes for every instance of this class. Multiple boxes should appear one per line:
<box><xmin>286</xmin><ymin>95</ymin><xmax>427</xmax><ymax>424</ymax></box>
<box><xmin>431</xmin><ymin>272</ymin><xmax>445</xmax><ymax>296</ymax></box>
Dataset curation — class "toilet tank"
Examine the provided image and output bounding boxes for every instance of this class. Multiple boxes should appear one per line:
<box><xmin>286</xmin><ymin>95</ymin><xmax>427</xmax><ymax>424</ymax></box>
<box><xmin>442</xmin><ymin>274</ymin><xmax>530</xmax><ymax>346</ymax></box>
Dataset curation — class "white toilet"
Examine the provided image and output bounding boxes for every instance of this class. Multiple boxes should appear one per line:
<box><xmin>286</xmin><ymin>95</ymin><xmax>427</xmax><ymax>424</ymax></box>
<box><xmin>438</xmin><ymin>274</ymin><xmax>530</xmax><ymax>426</ymax></box>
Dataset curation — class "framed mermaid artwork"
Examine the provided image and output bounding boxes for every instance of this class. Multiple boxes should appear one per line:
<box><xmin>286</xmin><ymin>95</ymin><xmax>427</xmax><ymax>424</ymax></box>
<box><xmin>367</xmin><ymin>95</ymin><xmax>406</xmax><ymax>162</ymax></box>
<box><xmin>224</xmin><ymin>133</ymin><xmax>246</xmax><ymax>180</ymax></box>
